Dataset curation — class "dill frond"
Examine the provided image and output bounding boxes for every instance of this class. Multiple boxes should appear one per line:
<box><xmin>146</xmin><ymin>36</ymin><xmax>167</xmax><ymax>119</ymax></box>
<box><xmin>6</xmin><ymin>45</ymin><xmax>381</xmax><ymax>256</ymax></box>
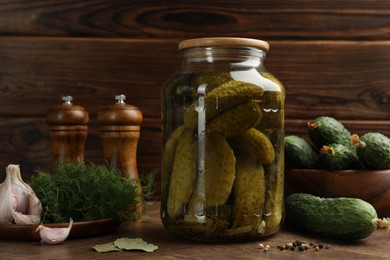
<box><xmin>30</xmin><ymin>161</ymin><xmax>155</xmax><ymax>224</ymax></box>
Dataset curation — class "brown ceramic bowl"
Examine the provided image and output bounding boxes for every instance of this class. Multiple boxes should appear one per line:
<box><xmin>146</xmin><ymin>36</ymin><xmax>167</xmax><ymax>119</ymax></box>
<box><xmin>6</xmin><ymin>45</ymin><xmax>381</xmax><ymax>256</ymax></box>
<box><xmin>285</xmin><ymin>169</ymin><xmax>390</xmax><ymax>217</ymax></box>
<box><xmin>0</xmin><ymin>218</ymin><xmax>120</xmax><ymax>241</ymax></box>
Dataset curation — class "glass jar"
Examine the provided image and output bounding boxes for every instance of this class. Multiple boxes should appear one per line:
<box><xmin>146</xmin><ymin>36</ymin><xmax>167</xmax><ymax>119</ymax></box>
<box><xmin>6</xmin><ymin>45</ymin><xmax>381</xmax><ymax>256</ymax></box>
<box><xmin>161</xmin><ymin>37</ymin><xmax>285</xmax><ymax>241</ymax></box>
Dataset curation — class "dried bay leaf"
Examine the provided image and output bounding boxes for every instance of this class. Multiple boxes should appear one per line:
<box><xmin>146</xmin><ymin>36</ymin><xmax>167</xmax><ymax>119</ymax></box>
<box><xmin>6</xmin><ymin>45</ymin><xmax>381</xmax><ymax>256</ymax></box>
<box><xmin>92</xmin><ymin>242</ymin><xmax>122</xmax><ymax>253</ymax></box>
<box><xmin>114</xmin><ymin>238</ymin><xmax>158</xmax><ymax>252</ymax></box>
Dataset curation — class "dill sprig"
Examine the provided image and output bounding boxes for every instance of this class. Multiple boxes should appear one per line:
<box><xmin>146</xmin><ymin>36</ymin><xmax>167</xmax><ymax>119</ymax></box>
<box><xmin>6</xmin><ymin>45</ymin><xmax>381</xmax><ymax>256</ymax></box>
<box><xmin>30</xmin><ymin>161</ymin><xmax>155</xmax><ymax>224</ymax></box>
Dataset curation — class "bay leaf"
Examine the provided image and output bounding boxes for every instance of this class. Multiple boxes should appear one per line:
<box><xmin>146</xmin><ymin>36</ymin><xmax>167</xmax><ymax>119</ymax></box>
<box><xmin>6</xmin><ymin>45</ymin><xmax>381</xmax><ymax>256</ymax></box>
<box><xmin>114</xmin><ymin>238</ymin><xmax>158</xmax><ymax>252</ymax></box>
<box><xmin>92</xmin><ymin>242</ymin><xmax>122</xmax><ymax>253</ymax></box>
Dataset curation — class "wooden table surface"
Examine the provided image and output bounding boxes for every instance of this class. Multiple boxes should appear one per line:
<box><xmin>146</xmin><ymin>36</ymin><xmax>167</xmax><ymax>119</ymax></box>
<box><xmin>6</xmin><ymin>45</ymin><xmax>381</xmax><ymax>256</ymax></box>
<box><xmin>1</xmin><ymin>202</ymin><xmax>389</xmax><ymax>260</ymax></box>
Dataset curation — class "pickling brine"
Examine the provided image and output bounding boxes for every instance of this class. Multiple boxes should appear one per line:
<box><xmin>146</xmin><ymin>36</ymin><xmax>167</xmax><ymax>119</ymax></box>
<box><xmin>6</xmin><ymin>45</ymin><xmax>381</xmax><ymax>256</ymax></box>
<box><xmin>161</xmin><ymin>37</ymin><xmax>285</xmax><ymax>241</ymax></box>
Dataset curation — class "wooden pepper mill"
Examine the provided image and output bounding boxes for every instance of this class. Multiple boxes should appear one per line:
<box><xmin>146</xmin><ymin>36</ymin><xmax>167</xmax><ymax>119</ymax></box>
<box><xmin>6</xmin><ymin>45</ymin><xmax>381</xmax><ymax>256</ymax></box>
<box><xmin>97</xmin><ymin>94</ymin><xmax>143</xmax><ymax>213</ymax></box>
<box><xmin>46</xmin><ymin>96</ymin><xmax>89</xmax><ymax>164</ymax></box>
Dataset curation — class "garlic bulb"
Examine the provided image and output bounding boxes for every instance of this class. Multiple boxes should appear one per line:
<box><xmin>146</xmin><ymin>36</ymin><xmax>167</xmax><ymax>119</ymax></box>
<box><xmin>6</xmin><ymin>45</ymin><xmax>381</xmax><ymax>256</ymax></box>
<box><xmin>36</xmin><ymin>218</ymin><xmax>73</xmax><ymax>244</ymax></box>
<box><xmin>0</xmin><ymin>164</ymin><xmax>42</xmax><ymax>224</ymax></box>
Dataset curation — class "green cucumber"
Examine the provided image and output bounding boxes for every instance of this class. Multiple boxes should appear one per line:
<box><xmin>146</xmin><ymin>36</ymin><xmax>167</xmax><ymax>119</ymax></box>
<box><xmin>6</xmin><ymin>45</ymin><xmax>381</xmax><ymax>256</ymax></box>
<box><xmin>307</xmin><ymin>116</ymin><xmax>352</xmax><ymax>149</ymax></box>
<box><xmin>319</xmin><ymin>143</ymin><xmax>360</xmax><ymax>170</ymax></box>
<box><xmin>285</xmin><ymin>193</ymin><xmax>379</xmax><ymax>241</ymax></box>
<box><xmin>284</xmin><ymin>135</ymin><xmax>319</xmax><ymax>169</ymax></box>
<box><xmin>354</xmin><ymin>133</ymin><xmax>390</xmax><ymax>170</ymax></box>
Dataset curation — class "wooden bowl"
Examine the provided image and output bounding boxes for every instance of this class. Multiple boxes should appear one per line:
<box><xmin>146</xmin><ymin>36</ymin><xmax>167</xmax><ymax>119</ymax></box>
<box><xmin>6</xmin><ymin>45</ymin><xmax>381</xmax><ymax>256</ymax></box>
<box><xmin>0</xmin><ymin>218</ymin><xmax>121</xmax><ymax>241</ymax></box>
<box><xmin>285</xmin><ymin>169</ymin><xmax>390</xmax><ymax>217</ymax></box>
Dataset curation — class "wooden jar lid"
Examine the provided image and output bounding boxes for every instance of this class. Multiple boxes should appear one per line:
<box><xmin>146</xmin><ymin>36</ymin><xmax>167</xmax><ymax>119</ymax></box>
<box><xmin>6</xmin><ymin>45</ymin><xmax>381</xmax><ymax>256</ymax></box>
<box><xmin>97</xmin><ymin>94</ymin><xmax>143</xmax><ymax>127</ymax></box>
<box><xmin>178</xmin><ymin>37</ymin><xmax>269</xmax><ymax>52</ymax></box>
<box><xmin>46</xmin><ymin>96</ymin><xmax>89</xmax><ymax>126</ymax></box>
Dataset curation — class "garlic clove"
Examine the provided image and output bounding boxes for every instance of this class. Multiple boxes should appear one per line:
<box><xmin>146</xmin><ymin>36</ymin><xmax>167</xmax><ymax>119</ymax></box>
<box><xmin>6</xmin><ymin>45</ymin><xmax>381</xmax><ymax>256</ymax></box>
<box><xmin>0</xmin><ymin>174</ymin><xmax>14</xmax><ymax>223</ymax></box>
<box><xmin>0</xmin><ymin>164</ymin><xmax>42</xmax><ymax>224</ymax></box>
<box><xmin>36</xmin><ymin>218</ymin><xmax>73</xmax><ymax>244</ymax></box>
<box><xmin>8</xmin><ymin>164</ymin><xmax>30</xmax><ymax>214</ymax></box>
<box><xmin>11</xmin><ymin>181</ymin><xmax>42</xmax><ymax>224</ymax></box>
<box><xmin>11</xmin><ymin>209</ymin><xmax>41</xmax><ymax>224</ymax></box>
<box><xmin>11</xmin><ymin>191</ymin><xmax>42</xmax><ymax>224</ymax></box>
<box><xmin>12</xmin><ymin>173</ymin><xmax>42</xmax><ymax>224</ymax></box>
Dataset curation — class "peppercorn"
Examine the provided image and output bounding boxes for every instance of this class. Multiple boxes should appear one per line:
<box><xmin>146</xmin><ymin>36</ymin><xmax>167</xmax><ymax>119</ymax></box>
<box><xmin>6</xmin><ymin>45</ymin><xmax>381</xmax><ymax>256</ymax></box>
<box><xmin>266</xmin><ymin>241</ymin><xmax>329</xmax><ymax>253</ymax></box>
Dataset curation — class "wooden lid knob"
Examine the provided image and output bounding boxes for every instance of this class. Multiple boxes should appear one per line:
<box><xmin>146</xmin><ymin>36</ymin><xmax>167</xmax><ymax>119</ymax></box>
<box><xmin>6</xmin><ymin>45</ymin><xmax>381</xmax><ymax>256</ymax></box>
<box><xmin>98</xmin><ymin>94</ymin><xmax>143</xmax><ymax>126</ymax></box>
<box><xmin>46</xmin><ymin>96</ymin><xmax>89</xmax><ymax>126</ymax></box>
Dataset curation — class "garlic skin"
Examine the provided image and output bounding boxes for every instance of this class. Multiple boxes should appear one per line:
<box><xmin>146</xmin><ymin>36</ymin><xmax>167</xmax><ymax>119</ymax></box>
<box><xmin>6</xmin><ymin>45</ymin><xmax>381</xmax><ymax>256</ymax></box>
<box><xmin>0</xmin><ymin>170</ymin><xmax>14</xmax><ymax>223</ymax></box>
<box><xmin>0</xmin><ymin>164</ymin><xmax>42</xmax><ymax>224</ymax></box>
<box><xmin>36</xmin><ymin>218</ymin><xmax>73</xmax><ymax>244</ymax></box>
<box><xmin>11</xmin><ymin>191</ymin><xmax>42</xmax><ymax>224</ymax></box>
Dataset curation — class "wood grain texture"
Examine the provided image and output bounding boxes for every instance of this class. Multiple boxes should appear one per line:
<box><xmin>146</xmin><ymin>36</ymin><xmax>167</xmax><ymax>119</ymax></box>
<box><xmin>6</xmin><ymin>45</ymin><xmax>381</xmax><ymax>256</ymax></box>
<box><xmin>0</xmin><ymin>1</ymin><xmax>389</xmax><ymax>40</ymax></box>
<box><xmin>273</xmin><ymin>41</ymin><xmax>390</xmax><ymax>120</ymax></box>
<box><xmin>0</xmin><ymin>36</ymin><xmax>389</xmax><ymax>188</ymax></box>
<box><xmin>0</xmin><ymin>203</ymin><xmax>389</xmax><ymax>259</ymax></box>
<box><xmin>0</xmin><ymin>37</ymin><xmax>389</xmax><ymax>120</ymax></box>
<box><xmin>1</xmin><ymin>0</ymin><xmax>390</xmax><ymax>200</ymax></box>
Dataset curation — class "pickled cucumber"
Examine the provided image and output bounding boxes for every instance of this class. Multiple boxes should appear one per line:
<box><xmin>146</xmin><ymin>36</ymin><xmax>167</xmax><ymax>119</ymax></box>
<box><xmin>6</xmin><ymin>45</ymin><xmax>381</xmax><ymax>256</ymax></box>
<box><xmin>263</xmin><ymin>144</ymin><xmax>284</xmax><ymax>234</ymax></box>
<box><xmin>162</xmin><ymin>125</ymin><xmax>187</xmax><ymax>202</ymax></box>
<box><xmin>207</xmin><ymin>101</ymin><xmax>262</xmax><ymax>138</ymax></box>
<box><xmin>188</xmin><ymin>132</ymin><xmax>236</xmax><ymax>214</ymax></box>
<box><xmin>183</xmin><ymin>80</ymin><xmax>264</xmax><ymax>128</ymax></box>
<box><xmin>231</xmin><ymin>128</ymin><xmax>275</xmax><ymax>165</ymax></box>
<box><xmin>162</xmin><ymin>125</ymin><xmax>187</xmax><ymax>176</ymax></box>
<box><xmin>232</xmin><ymin>154</ymin><xmax>265</xmax><ymax>231</ymax></box>
<box><xmin>191</xmin><ymin>72</ymin><xmax>232</xmax><ymax>92</ymax></box>
<box><xmin>167</xmin><ymin>129</ymin><xmax>197</xmax><ymax>218</ymax></box>
<box><xmin>259</xmin><ymin>91</ymin><xmax>285</xmax><ymax>129</ymax></box>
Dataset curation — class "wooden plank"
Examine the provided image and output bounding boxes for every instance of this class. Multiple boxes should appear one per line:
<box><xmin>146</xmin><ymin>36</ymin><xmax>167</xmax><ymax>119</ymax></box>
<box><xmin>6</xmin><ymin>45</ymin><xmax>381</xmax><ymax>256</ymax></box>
<box><xmin>0</xmin><ymin>1</ymin><xmax>389</xmax><ymax>39</ymax></box>
<box><xmin>1</xmin><ymin>37</ymin><xmax>390</xmax><ymax>193</ymax></box>
<box><xmin>0</xmin><ymin>202</ymin><xmax>389</xmax><ymax>259</ymax></box>
<box><xmin>0</xmin><ymin>37</ymin><xmax>389</xmax><ymax>120</ymax></box>
<box><xmin>0</xmin><ymin>37</ymin><xmax>179</xmax><ymax>118</ymax></box>
<box><xmin>269</xmin><ymin>41</ymin><xmax>390</xmax><ymax>121</ymax></box>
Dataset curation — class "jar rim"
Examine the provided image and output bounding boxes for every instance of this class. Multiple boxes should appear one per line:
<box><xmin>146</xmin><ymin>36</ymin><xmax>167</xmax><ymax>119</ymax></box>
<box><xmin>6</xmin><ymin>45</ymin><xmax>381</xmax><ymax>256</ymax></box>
<box><xmin>178</xmin><ymin>37</ymin><xmax>269</xmax><ymax>52</ymax></box>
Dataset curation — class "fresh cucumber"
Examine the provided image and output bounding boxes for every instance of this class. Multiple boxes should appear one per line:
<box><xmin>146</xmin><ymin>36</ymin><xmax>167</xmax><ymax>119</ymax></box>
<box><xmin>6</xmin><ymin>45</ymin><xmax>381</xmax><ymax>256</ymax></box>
<box><xmin>307</xmin><ymin>116</ymin><xmax>352</xmax><ymax>149</ymax></box>
<box><xmin>285</xmin><ymin>193</ymin><xmax>380</xmax><ymax>241</ymax></box>
<box><xmin>284</xmin><ymin>135</ymin><xmax>319</xmax><ymax>169</ymax></box>
<box><xmin>353</xmin><ymin>133</ymin><xmax>390</xmax><ymax>170</ymax></box>
<box><xmin>319</xmin><ymin>144</ymin><xmax>359</xmax><ymax>170</ymax></box>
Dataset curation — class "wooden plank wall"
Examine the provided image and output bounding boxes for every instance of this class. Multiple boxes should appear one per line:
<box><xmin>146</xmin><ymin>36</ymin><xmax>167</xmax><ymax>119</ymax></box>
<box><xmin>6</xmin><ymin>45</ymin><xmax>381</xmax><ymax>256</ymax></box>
<box><xmin>0</xmin><ymin>1</ymin><xmax>389</xmax><ymax>194</ymax></box>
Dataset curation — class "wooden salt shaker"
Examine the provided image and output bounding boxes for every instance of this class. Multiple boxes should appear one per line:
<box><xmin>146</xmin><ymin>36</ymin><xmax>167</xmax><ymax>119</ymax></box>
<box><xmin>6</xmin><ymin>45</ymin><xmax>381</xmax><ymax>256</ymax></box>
<box><xmin>46</xmin><ymin>96</ymin><xmax>89</xmax><ymax>164</ymax></box>
<box><xmin>97</xmin><ymin>94</ymin><xmax>143</xmax><ymax>212</ymax></box>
